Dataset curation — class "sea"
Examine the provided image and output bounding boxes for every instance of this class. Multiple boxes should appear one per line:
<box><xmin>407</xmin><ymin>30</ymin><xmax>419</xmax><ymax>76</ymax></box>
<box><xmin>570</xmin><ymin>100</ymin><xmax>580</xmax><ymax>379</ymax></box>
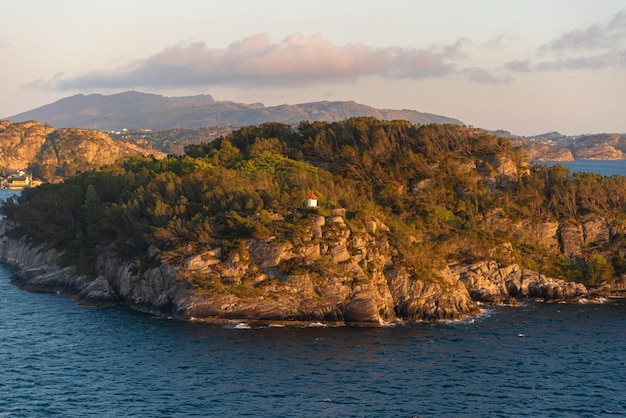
<box><xmin>1</xmin><ymin>162</ymin><xmax>626</xmax><ymax>418</ymax></box>
<box><xmin>537</xmin><ymin>160</ymin><xmax>626</xmax><ymax>177</ymax></box>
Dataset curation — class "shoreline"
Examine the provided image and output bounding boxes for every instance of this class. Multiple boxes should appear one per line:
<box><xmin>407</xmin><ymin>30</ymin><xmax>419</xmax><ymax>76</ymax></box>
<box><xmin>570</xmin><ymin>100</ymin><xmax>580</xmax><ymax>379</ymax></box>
<box><xmin>1</xmin><ymin>214</ymin><xmax>624</xmax><ymax>327</ymax></box>
<box><xmin>0</xmin><ymin>256</ymin><xmax>622</xmax><ymax>328</ymax></box>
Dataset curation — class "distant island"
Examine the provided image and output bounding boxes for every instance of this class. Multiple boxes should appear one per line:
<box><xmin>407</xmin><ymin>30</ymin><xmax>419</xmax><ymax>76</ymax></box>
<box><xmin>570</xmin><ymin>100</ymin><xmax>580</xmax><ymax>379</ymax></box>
<box><xmin>1</xmin><ymin>118</ymin><xmax>625</xmax><ymax>326</ymax></box>
<box><xmin>5</xmin><ymin>91</ymin><xmax>463</xmax><ymax>131</ymax></box>
<box><xmin>497</xmin><ymin>130</ymin><xmax>626</xmax><ymax>161</ymax></box>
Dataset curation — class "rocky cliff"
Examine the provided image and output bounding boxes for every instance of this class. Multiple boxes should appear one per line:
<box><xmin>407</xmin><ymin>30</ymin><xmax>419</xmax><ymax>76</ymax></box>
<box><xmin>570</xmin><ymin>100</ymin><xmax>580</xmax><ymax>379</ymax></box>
<box><xmin>0</xmin><ymin>121</ymin><xmax>165</xmax><ymax>180</ymax></box>
<box><xmin>0</xmin><ymin>211</ymin><xmax>479</xmax><ymax>326</ymax></box>
<box><xmin>569</xmin><ymin>134</ymin><xmax>625</xmax><ymax>160</ymax></box>
<box><xmin>0</xmin><ymin>220</ymin><xmax>186</xmax><ymax>316</ymax></box>
<box><xmin>0</xmin><ymin>120</ymin><xmax>54</xmax><ymax>171</ymax></box>
<box><xmin>520</xmin><ymin>143</ymin><xmax>575</xmax><ymax>162</ymax></box>
<box><xmin>34</xmin><ymin>127</ymin><xmax>166</xmax><ymax>179</ymax></box>
<box><xmin>513</xmin><ymin>133</ymin><xmax>626</xmax><ymax>161</ymax></box>
<box><xmin>452</xmin><ymin>261</ymin><xmax>587</xmax><ymax>303</ymax></box>
<box><xmin>452</xmin><ymin>212</ymin><xmax>626</xmax><ymax>302</ymax></box>
<box><xmin>3</xmin><ymin>205</ymin><xmax>623</xmax><ymax>326</ymax></box>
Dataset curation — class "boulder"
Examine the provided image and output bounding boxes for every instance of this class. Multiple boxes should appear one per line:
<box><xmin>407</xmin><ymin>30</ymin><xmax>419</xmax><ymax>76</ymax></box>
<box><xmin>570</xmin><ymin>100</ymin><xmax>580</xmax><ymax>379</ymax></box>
<box><xmin>344</xmin><ymin>297</ymin><xmax>381</xmax><ymax>326</ymax></box>
<box><xmin>455</xmin><ymin>261</ymin><xmax>588</xmax><ymax>302</ymax></box>
<box><xmin>77</xmin><ymin>275</ymin><xmax>118</xmax><ymax>305</ymax></box>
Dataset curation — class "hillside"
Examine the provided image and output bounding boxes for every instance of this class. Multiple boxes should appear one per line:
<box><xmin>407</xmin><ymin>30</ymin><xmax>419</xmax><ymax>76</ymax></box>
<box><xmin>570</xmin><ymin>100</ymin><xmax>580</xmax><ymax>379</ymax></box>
<box><xmin>6</xmin><ymin>91</ymin><xmax>463</xmax><ymax>130</ymax></box>
<box><xmin>0</xmin><ymin>120</ymin><xmax>54</xmax><ymax>171</ymax></box>
<box><xmin>109</xmin><ymin>126</ymin><xmax>235</xmax><ymax>154</ymax></box>
<box><xmin>0</xmin><ymin>120</ymin><xmax>165</xmax><ymax>181</ymax></box>
<box><xmin>2</xmin><ymin>118</ymin><xmax>625</xmax><ymax>325</ymax></box>
<box><xmin>509</xmin><ymin>132</ymin><xmax>626</xmax><ymax>161</ymax></box>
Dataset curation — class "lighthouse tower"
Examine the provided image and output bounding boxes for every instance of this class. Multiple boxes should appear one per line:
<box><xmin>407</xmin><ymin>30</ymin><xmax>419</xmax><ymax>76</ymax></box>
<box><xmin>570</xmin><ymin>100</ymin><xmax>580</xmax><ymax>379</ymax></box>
<box><xmin>307</xmin><ymin>190</ymin><xmax>318</xmax><ymax>208</ymax></box>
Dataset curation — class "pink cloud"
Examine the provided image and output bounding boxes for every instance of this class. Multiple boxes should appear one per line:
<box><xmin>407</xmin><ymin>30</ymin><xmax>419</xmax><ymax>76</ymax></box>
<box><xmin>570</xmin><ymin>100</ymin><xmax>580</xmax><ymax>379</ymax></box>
<box><xmin>50</xmin><ymin>33</ymin><xmax>467</xmax><ymax>90</ymax></box>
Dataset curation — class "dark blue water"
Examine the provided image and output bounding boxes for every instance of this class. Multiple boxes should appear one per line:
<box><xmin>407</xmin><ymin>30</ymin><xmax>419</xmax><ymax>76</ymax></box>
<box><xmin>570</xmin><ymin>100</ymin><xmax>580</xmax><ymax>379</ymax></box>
<box><xmin>540</xmin><ymin>160</ymin><xmax>626</xmax><ymax>177</ymax></box>
<box><xmin>2</xmin><ymin>262</ymin><xmax>626</xmax><ymax>417</ymax></box>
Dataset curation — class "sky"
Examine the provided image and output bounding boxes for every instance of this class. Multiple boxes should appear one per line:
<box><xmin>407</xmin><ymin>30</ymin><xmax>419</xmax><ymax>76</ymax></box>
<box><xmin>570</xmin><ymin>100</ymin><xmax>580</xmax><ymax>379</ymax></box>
<box><xmin>1</xmin><ymin>0</ymin><xmax>625</xmax><ymax>136</ymax></box>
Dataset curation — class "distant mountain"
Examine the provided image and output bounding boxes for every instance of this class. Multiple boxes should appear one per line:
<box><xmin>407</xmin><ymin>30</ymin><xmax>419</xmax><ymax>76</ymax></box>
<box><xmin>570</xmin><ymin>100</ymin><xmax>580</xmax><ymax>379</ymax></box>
<box><xmin>5</xmin><ymin>91</ymin><xmax>463</xmax><ymax>130</ymax></box>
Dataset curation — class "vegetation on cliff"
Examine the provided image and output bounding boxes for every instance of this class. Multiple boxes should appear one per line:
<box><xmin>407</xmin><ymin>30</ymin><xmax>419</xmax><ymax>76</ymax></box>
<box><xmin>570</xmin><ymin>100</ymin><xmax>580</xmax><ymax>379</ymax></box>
<box><xmin>3</xmin><ymin>117</ymin><xmax>626</xmax><ymax>291</ymax></box>
<box><xmin>108</xmin><ymin>126</ymin><xmax>234</xmax><ymax>154</ymax></box>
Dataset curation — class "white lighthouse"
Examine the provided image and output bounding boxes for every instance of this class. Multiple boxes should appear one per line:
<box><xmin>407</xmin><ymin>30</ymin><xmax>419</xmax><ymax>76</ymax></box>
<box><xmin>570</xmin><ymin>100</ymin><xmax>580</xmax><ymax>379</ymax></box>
<box><xmin>307</xmin><ymin>190</ymin><xmax>318</xmax><ymax>208</ymax></box>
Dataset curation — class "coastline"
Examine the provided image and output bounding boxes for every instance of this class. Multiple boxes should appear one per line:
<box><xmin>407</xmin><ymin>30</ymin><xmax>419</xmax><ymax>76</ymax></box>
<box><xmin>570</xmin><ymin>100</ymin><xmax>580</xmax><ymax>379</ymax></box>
<box><xmin>2</xmin><ymin>215</ymin><xmax>624</xmax><ymax>327</ymax></box>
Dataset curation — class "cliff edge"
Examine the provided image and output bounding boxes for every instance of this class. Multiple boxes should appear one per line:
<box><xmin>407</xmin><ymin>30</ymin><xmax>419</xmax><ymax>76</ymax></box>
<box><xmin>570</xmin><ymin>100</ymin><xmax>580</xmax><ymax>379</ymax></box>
<box><xmin>4</xmin><ymin>209</ymin><xmax>621</xmax><ymax>326</ymax></box>
<box><xmin>0</xmin><ymin>214</ymin><xmax>479</xmax><ymax>326</ymax></box>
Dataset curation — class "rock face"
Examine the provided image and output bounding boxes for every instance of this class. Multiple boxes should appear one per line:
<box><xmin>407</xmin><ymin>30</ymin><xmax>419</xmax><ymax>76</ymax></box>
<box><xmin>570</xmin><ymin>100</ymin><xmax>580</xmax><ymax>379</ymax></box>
<box><xmin>485</xmin><ymin>154</ymin><xmax>519</xmax><ymax>183</ymax></box>
<box><xmin>573</xmin><ymin>144</ymin><xmax>623</xmax><ymax>160</ymax></box>
<box><xmin>0</xmin><ymin>213</ymin><xmax>480</xmax><ymax>326</ymax></box>
<box><xmin>0</xmin><ymin>121</ymin><xmax>165</xmax><ymax>180</ymax></box>
<box><xmin>570</xmin><ymin>134</ymin><xmax>625</xmax><ymax>160</ymax></box>
<box><xmin>1</xmin><ymin>210</ymin><xmax>620</xmax><ymax>326</ymax></box>
<box><xmin>0</xmin><ymin>120</ymin><xmax>54</xmax><ymax>171</ymax></box>
<box><xmin>560</xmin><ymin>222</ymin><xmax>584</xmax><ymax>258</ymax></box>
<box><xmin>175</xmin><ymin>213</ymin><xmax>479</xmax><ymax>325</ymax></box>
<box><xmin>594</xmin><ymin>277</ymin><xmax>626</xmax><ymax>297</ymax></box>
<box><xmin>0</xmin><ymin>220</ymin><xmax>186</xmax><ymax>316</ymax></box>
<box><xmin>35</xmin><ymin>128</ymin><xmax>166</xmax><ymax>179</ymax></box>
<box><xmin>453</xmin><ymin>261</ymin><xmax>587</xmax><ymax>303</ymax></box>
<box><xmin>516</xmin><ymin>133</ymin><xmax>626</xmax><ymax>162</ymax></box>
<box><xmin>518</xmin><ymin>142</ymin><xmax>575</xmax><ymax>162</ymax></box>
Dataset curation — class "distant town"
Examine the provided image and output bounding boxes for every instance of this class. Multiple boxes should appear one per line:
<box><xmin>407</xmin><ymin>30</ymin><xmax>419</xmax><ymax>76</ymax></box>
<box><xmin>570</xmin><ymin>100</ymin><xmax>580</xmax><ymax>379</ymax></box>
<box><xmin>1</xmin><ymin>170</ymin><xmax>42</xmax><ymax>190</ymax></box>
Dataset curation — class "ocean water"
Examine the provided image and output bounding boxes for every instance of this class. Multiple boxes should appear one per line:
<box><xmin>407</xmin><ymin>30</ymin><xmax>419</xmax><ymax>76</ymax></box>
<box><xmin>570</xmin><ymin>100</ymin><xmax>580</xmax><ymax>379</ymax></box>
<box><xmin>1</xmin><ymin>263</ymin><xmax>625</xmax><ymax>417</ymax></box>
<box><xmin>539</xmin><ymin>160</ymin><xmax>626</xmax><ymax>177</ymax></box>
<box><xmin>2</xmin><ymin>162</ymin><xmax>626</xmax><ymax>418</ymax></box>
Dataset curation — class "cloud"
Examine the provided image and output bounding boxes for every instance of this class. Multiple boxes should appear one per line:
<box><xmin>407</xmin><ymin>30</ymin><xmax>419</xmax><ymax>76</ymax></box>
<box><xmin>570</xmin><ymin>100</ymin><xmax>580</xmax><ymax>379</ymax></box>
<box><xmin>464</xmin><ymin>67</ymin><xmax>511</xmax><ymax>84</ymax></box>
<box><xmin>531</xmin><ymin>10</ymin><xmax>626</xmax><ymax>71</ymax></box>
<box><xmin>0</xmin><ymin>39</ymin><xmax>9</xmax><ymax>49</ymax></box>
<box><xmin>45</xmin><ymin>33</ymin><xmax>470</xmax><ymax>91</ymax></box>
<box><xmin>535</xmin><ymin>50</ymin><xmax>626</xmax><ymax>71</ymax></box>
<box><xmin>497</xmin><ymin>10</ymin><xmax>626</xmax><ymax>75</ymax></box>
<box><xmin>483</xmin><ymin>32</ymin><xmax>520</xmax><ymax>49</ymax></box>
<box><xmin>504</xmin><ymin>59</ymin><xmax>531</xmax><ymax>73</ymax></box>
<box><xmin>541</xmin><ymin>10</ymin><xmax>626</xmax><ymax>53</ymax></box>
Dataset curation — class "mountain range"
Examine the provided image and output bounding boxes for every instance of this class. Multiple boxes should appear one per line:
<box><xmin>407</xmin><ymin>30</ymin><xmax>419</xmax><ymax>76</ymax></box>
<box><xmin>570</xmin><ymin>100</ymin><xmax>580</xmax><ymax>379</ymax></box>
<box><xmin>5</xmin><ymin>91</ymin><xmax>626</xmax><ymax>162</ymax></box>
<box><xmin>5</xmin><ymin>91</ymin><xmax>463</xmax><ymax>130</ymax></box>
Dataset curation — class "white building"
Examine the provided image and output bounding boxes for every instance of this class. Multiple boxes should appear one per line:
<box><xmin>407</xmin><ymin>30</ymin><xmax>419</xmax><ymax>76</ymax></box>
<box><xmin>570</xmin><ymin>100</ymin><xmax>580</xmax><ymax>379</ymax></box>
<box><xmin>307</xmin><ymin>190</ymin><xmax>318</xmax><ymax>208</ymax></box>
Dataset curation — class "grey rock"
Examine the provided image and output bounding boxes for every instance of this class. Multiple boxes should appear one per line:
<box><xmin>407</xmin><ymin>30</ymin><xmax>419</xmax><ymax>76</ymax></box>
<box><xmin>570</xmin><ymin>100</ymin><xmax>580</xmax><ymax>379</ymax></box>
<box><xmin>344</xmin><ymin>298</ymin><xmax>380</xmax><ymax>326</ymax></box>
<box><xmin>0</xmin><ymin>218</ymin><xmax>478</xmax><ymax>324</ymax></box>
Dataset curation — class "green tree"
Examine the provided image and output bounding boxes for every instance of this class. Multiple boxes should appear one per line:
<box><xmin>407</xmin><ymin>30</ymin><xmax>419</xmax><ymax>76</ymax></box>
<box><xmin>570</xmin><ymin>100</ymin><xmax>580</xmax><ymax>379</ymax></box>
<box><xmin>586</xmin><ymin>253</ymin><xmax>614</xmax><ymax>285</ymax></box>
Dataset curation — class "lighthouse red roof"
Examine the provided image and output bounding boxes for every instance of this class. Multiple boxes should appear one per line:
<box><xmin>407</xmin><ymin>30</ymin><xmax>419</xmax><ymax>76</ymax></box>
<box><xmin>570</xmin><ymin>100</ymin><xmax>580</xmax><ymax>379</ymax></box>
<box><xmin>308</xmin><ymin>191</ymin><xmax>317</xmax><ymax>199</ymax></box>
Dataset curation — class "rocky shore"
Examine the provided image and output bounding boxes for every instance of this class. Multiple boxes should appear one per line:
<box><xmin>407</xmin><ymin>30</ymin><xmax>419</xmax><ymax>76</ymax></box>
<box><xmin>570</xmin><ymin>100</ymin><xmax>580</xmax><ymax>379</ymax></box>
<box><xmin>1</xmin><ymin>212</ymin><xmax>624</xmax><ymax>327</ymax></box>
